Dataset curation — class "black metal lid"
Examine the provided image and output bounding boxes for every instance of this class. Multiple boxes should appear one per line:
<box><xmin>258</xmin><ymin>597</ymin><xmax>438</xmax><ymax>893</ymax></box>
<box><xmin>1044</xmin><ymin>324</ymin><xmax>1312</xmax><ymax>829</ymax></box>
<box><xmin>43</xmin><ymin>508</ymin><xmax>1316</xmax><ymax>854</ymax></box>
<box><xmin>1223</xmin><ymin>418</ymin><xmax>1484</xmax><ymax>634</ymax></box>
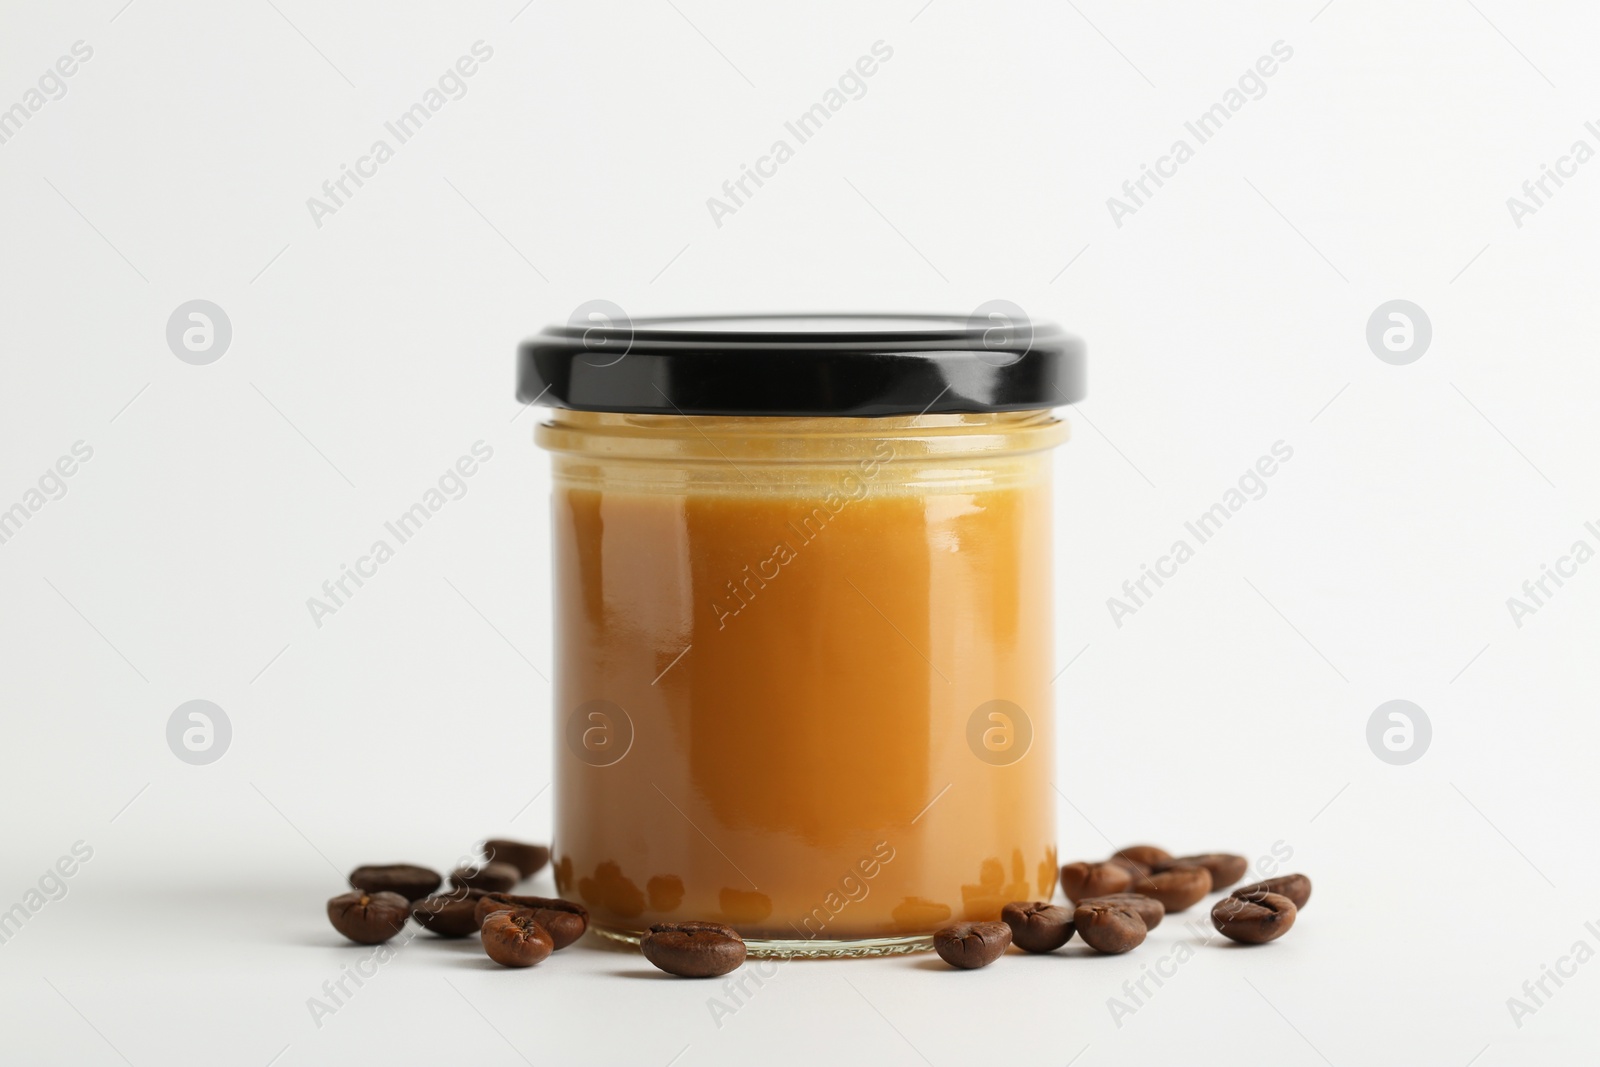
<box><xmin>517</xmin><ymin>312</ymin><xmax>1085</xmax><ymax>417</ymax></box>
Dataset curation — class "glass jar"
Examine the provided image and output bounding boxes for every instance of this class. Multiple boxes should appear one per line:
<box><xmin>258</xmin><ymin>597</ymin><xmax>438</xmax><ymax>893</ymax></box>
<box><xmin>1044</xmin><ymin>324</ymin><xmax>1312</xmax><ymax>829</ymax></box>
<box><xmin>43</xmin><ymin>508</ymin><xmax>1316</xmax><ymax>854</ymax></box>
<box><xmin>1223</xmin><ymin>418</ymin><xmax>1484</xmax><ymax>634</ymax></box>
<box><xmin>522</xmin><ymin>314</ymin><xmax>1084</xmax><ymax>957</ymax></box>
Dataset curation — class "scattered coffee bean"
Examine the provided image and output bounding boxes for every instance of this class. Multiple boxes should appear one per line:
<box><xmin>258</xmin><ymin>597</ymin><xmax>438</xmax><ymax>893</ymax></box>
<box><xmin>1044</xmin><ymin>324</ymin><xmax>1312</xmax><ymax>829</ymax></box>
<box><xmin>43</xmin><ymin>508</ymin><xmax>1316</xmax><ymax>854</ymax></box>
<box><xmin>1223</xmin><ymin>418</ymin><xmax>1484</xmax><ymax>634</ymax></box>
<box><xmin>1073</xmin><ymin>900</ymin><xmax>1147</xmax><ymax>954</ymax></box>
<box><xmin>1233</xmin><ymin>873</ymin><xmax>1311</xmax><ymax>910</ymax></box>
<box><xmin>1212</xmin><ymin>891</ymin><xmax>1297</xmax><ymax>944</ymax></box>
<box><xmin>1131</xmin><ymin>863</ymin><xmax>1212</xmax><ymax>912</ymax></box>
<box><xmin>450</xmin><ymin>861</ymin><xmax>520</xmax><ymax>893</ymax></box>
<box><xmin>484</xmin><ymin>839</ymin><xmax>550</xmax><ymax>879</ymax></box>
<box><xmin>475</xmin><ymin>893</ymin><xmax>589</xmax><ymax>949</ymax></box>
<box><xmin>476</xmin><ymin>892</ymin><xmax>536</xmax><ymax>927</ymax></box>
<box><xmin>411</xmin><ymin>888</ymin><xmax>486</xmax><ymax>938</ymax></box>
<box><xmin>1058</xmin><ymin>861</ymin><xmax>1133</xmax><ymax>902</ymax></box>
<box><xmin>531</xmin><ymin>902</ymin><xmax>588</xmax><ymax>950</ymax></box>
<box><xmin>1001</xmin><ymin>902</ymin><xmax>1074</xmax><ymax>954</ymax></box>
<box><xmin>932</xmin><ymin>921</ymin><xmax>1013</xmax><ymax>969</ymax></box>
<box><xmin>640</xmin><ymin>921</ymin><xmax>747</xmax><ymax>978</ymax></box>
<box><xmin>1160</xmin><ymin>853</ymin><xmax>1248</xmax><ymax>891</ymax></box>
<box><xmin>348</xmin><ymin>864</ymin><xmax>442</xmax><ymax>902</ymax></box>
<box><xmin>1079</xmin><ymin>893</ymin><xmax>1165</xmax><ymax>931</ymax></box>
<box><xmin>1113</xmin><ymin>845</ymin><xmax>1171</xmax><ymax>871</ymax></box>
<box><xmin>481</xmin><ymin>909</ymin><xmax>554</xmax><ymax>967</ymax></box>
<box><xmin>327</xmin><ymin>890</ymin><xmax>410</xmax><ymax>944</ymax></box>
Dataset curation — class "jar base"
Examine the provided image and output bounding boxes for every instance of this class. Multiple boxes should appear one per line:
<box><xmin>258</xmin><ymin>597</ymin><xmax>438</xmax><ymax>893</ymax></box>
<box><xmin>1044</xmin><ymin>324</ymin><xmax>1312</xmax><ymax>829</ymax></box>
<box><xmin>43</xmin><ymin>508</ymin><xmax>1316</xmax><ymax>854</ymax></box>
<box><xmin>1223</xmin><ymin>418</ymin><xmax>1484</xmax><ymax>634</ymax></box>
<box><xmin>592</xmin><ymin>923</ymin><xmax>934</xmax><ymax>959</ymax></box>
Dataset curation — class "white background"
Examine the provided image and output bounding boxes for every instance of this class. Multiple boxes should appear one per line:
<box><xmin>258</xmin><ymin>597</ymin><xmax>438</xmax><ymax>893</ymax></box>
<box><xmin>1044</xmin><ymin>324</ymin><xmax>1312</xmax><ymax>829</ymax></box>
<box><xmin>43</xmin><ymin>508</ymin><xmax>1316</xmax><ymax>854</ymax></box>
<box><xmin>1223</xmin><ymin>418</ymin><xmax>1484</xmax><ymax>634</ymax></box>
<box><xmin>2</xmin><ymin>0</ymin><xmax>1597</xmax><ymax>1063</ymax></box>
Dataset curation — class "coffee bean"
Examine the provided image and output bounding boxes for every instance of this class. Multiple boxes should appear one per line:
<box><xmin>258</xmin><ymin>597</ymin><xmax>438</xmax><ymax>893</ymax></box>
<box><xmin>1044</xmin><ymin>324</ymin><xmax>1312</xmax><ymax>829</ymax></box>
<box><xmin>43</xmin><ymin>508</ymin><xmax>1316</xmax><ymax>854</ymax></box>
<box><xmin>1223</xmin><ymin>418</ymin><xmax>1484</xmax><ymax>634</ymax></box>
<box><xmin>1112</xmin><ymin>845</ymin><xmax>1171</xmax><ymax>871</ymax></box>
<box><xmin>1079</xmin><ymin>893</ymin><xmax>1165</xmax><ymax>931</ymax></box>
<box><xmin>932</xmin><ymin>921</ymin><xmax>1013</xmax><ymax>969</ymax></box>
<box><xmin>451</xmin><ymin>861</ymin><xmax>519</xmax><ymax>893</ymax></box>
<box><xmin>327</xmin><ymin>890</ymin><xmax>410</xmax><ymax>944</ymax></box>
<box><xmin>1072</xmin><ymin>900</ymin><xmax>1147</xmax><ymax>954</ymax></box>
<box><xmin>1131</xmin><ymin>863</ymin><xmax>1212</xmax><ymax>912</ymax></box>
<box><xmin>1160</xmin><ymin>853</ymin><xmax>1248</xmax><ymax>891</ymax></box>
<box><xmin>484</xmin><ymin>839</ymin><xmax>550</xmax><ymax>879</ymax></box>
<box><xmin>481</xmin><ymin>909</ymin><xmax>554</xmax><ymax>967</ymax></box>
<box><xmin>348</xmin><ymin>864</ymin><xmax>441</xmax><ymax>902</ymax></box>
<box><xmin>475</xmin><ymin>893</ymin><xmax>589</xmax><ymax>949</ymax></box>
<box><xmin>1058</xmin><ymin>861</ymin><xmax>1133</xmax><ymax>903</ymax></box>
<box><xmin>1212</xmin><ymin>891</ymin><xmax>1297</xmax><ymax>944</ymax></box>
<box><xmin>475</xmin><ymin>892</ymin><xmax>536</xmax><ymax>927</ymax></box>
<box><xmin>1001</xmin><ymin>902</ymin><xmax>1074</xmax><ymax>954</ymax></box>
<box><xmin>1233</xmin><ymin>873</ymin><xmax>1311</xmax><ymax>910</ymax></box>
<box><xmin>411</xmin><ymin>888</ymin><xmax>487</xmax><ymax>938</ymax></box>
<box><xmin>532</xmin><ymin>903</ymin><xmax>588</xmax><ymax>950</ymax></box>
<box><xmin>640</xmin><ymin>921</ymin><xmax>746</xmax><ymax>978</ymax></box>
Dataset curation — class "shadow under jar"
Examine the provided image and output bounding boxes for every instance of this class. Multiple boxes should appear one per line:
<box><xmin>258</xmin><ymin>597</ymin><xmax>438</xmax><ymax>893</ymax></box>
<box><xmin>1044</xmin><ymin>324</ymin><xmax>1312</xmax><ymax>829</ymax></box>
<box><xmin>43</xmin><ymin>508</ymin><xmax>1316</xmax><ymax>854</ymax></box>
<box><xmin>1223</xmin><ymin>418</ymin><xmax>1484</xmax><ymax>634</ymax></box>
<box><xmin>521</xmin><ymin>314</ymin><xmax>1084</xmax><ymax>957</ymax></box>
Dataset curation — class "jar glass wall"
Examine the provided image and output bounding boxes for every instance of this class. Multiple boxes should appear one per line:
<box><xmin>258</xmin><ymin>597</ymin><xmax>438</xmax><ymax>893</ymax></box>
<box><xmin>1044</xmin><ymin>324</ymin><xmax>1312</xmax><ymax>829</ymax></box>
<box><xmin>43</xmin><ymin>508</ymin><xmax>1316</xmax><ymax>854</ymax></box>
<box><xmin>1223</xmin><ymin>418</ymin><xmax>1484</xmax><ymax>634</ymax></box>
<box><xmin>538</xmin><ymin>409</ymin><xmax>1067</xmax><ymax>956</ymax></box>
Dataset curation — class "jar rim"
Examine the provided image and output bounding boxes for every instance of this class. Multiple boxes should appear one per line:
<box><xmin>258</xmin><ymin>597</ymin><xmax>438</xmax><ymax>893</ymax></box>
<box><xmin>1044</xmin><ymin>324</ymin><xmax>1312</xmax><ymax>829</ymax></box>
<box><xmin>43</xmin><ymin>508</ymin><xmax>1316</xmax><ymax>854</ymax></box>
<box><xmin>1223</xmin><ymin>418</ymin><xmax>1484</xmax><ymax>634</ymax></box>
<box><xmin>535</xmin><ymin>409</ymin><xmax>1069</xmax><ymax>468</ymax></box>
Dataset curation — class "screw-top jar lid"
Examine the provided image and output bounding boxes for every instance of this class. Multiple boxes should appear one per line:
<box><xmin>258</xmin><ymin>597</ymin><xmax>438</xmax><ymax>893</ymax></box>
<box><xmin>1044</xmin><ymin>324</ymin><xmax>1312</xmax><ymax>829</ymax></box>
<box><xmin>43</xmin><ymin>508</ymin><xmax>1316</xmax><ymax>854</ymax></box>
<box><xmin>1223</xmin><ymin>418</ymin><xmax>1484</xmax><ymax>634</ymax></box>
<box><xmin>517</xmin><ymin>313</ymin><xmax>1085</xmax><ymax>417</ymax></box>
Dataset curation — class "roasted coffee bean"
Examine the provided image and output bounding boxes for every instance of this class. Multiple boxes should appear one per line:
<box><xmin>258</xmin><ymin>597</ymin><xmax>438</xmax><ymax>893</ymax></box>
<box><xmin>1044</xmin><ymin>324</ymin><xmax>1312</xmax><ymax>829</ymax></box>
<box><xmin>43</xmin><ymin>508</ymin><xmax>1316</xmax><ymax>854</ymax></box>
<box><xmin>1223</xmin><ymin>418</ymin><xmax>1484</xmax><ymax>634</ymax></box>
<box><xmin>327</xmin><ymin>890</ymin><xmax>410</xmax><ymax>944</ymax></box>
<box><xmin>348</xmin><ymin>864</ymin><xmax>442</xmax><ymax>902</ymax></box>
<box><xmin>1159</xmin><ymin>853</ymin><xmax>1247</xmax><ymax>891</ymax></box>
<box><xmin>411</xmin><ymin>888</ymin><xmax>486</xmax><ymax>938</ymax></box>
<box><xmin>1112</xmin><ymin>845</ymin><xmax>1172</xmax><ymax>871</ymax></box>
<box><xmin>1073</xmin><ymin>900</ymin><xmax>1147</xmax><ymax>954</ymax></box>
<box><xmin>1233</xmin><ymin>873</ymin><xmax>1311</xmax><ymax>911</ymax></box>
<box><xmin>1131</xmin><ymin>863</ymin><xmax>1212</xmax><ymax>912</ymax></box>
<box><xmin>640</xmin><ymin>921</ymin><xmax>746</xmax><ymax>978</ymax></box>
<box><xmin>481</xmin><ymin>909</ymin><xmax>554</xmax><ymax>967</ymax></box>
<box><xmin>475</xmin><ymin>893</ymin><xmax>589</xmax><ymax>949</ymax></box>
<box><xmin>1058</xmin><ymin>861</ymin><xmax>1133</xmax><ymax>903</ymax></box>
<box><xmin>530</xmin><ymin>902</ymin><xmax>587</xmax><ymax>950</ymax></box>
<box><xmin>1212</xmin><ymin>891</ymin><xmax>1297</xmax><ymax>944</ymax></box>
<box><xmin>1001</xmin><ymin>902</ymin><xmax>1074</xmax><ymax>954</ymax></box>
<box><xmin>932</xmin><ymin>921</ymin><xmax>1013</xmax><ymax>969</ymax></box>
<box><xmin>1079</xmin><ymin>893</ymin><xmax>1165</xmax><ymax>931</ymax></box>
<box><xmin>450</xmin><ymin>861</ymin><xmax>519</xmax><ymax>893</ymax></box>
<box><xmin>1120</xmin><ymin>844</ymin><xmax>1171</xmax><ymax>870</ymax></box>
<box><xmin>484</xmin><ymin>839</ymin><xmax>550</xmax><ymax>879</ymax></box>
<box><xmin>475</xmin><ymin>892</ymin><xmax>534</xmax><ymax>927</ymax></box>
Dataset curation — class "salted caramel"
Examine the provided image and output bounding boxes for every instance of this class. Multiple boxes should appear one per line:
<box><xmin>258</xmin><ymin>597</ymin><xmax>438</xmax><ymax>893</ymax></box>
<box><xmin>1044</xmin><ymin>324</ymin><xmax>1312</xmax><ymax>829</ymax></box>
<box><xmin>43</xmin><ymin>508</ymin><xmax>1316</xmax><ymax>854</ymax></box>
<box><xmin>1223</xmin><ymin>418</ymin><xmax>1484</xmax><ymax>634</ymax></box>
<box><xmin>540</xmin><ymin>410</ymin><xmax>1066</xmax><ymax>953</ymax></box>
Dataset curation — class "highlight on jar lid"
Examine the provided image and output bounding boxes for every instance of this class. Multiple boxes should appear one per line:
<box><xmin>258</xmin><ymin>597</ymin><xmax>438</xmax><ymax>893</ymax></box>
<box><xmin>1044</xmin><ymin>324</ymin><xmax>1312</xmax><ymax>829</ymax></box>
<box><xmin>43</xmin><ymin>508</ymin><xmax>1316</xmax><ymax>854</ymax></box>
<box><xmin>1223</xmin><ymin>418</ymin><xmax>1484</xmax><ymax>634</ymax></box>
<box><xmin>516</xmin><ymin>309</ymin><xmax>1086</xmax><ymax>416</ymax></box>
